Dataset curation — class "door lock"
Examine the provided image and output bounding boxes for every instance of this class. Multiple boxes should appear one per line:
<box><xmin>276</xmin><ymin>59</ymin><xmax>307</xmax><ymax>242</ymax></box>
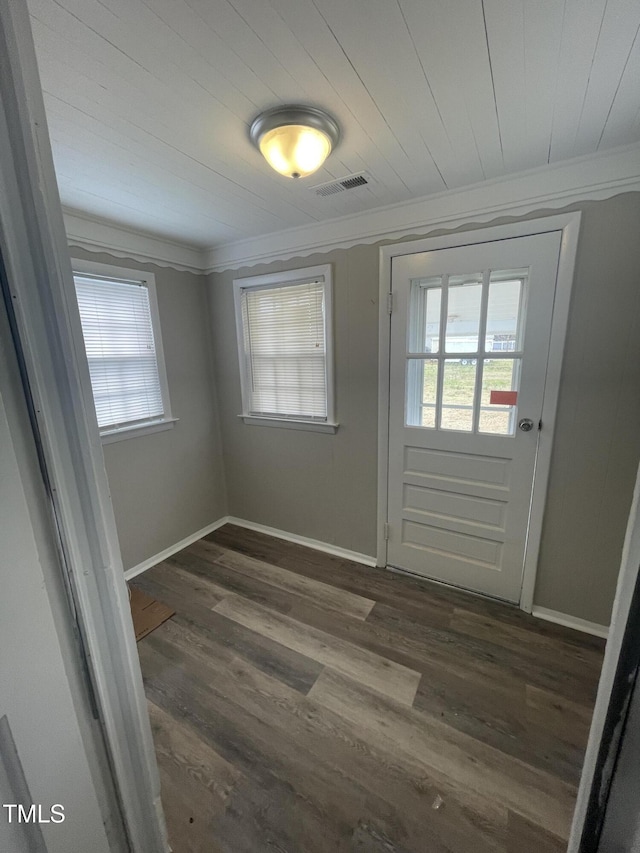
<box><xmin>518</xmin><ymin>418</ymin><xmax>535</xmax><ymax>432</ymax></box>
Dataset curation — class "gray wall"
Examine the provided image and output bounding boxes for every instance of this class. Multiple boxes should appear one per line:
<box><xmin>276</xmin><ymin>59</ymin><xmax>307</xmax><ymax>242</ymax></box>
<box><xmin>210</xmin><ymin>243</ymin><xmax>380</xmax><ymax>558</ymax></box>
<box><xmin>71</xmin><ymin>249</ymin><xmax>227</xmax><ymax>571</ymax></box>
<box><xmin>533</xmin><ymin>194</ymin><xmax>640</xmax><ymax>624</ymax></box>
<box><xmin>208</xmin><ymin>192</ymin><xmax>640</xmax><ymax>626</ymax></box>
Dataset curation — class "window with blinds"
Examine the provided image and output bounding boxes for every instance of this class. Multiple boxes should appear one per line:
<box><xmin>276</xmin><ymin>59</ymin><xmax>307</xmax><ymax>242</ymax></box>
<box><xmin>73</xmin><ymin>270</ymin><xmax>170</xmax><ymax>433</ymax></box>
<box><xmin>234</xmin><ymin>265</ymin><xmax>335</xmax><ymax>426</ymax></box>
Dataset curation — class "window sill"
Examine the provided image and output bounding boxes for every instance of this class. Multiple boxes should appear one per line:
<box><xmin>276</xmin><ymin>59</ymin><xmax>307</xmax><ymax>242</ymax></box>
<box><xmin>100</xmin><ymin>417</ymin><xmax>179</xmax><ymax>445</ymax></box>
<box><xmin>238</xmin><ymin>415</ymin><xmax>339</xmax><ymax>434</ymax></box>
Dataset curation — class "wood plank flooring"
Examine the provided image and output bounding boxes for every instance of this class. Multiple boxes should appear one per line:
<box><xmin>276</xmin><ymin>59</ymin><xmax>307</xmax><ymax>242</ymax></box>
<box><xmin>134</xmin><ymin>523</ymin><xmax>605</xmax><ymax>853</ymax></box>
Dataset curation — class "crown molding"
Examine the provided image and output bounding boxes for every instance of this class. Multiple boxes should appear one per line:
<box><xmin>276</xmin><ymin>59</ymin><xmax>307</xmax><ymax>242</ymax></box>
<box><xmin>206</xmin><ymin>142</ymin><xmax>640</xmax><ymax>273</ymax></box>
<box><xmin>63</xmin><ymin>209</ymin><xmax>208</xmax><ymax>274</ymax></box>
<box><xmin>62</xmin><ymin>144</ymin><xmax>640</xmax><ymax>276</ymax></box>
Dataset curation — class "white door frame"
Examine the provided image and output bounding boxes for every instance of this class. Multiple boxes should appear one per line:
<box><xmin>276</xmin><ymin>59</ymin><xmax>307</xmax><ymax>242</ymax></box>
<box><xmin>377</xmin><ymin>212</ymin><xmax>581</xmax><ymax>612</ymax></box>
<box><xmin>0</xmin><ymin>2</ymin><xmax>168</xmax><ymax>850</ymax></box>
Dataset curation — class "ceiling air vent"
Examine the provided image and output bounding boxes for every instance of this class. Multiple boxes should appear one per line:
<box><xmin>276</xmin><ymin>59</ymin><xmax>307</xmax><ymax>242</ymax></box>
<box><xmin>311</xmin><ymin>173</ymin><xmax>369</xmax><ymax>197</ymax></box>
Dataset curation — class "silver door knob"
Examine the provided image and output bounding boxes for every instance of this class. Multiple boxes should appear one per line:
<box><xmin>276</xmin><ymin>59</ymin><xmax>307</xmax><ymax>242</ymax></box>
<box><xmin>518</xmin><ymin>418</ymin><xmax>535</xmax><ymax>432</ymax></box>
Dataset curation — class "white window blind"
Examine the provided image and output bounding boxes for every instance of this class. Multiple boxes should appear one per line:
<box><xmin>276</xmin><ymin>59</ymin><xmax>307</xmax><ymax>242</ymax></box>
<box><xmin>239</xmin><ymin>279</ymin><xmax>328</xmax><ymax>420</ymax></box>
<box><xmin>74</xmin><ymin>274</ymin><xmax>165</xmax><ymax>430</ymax></box>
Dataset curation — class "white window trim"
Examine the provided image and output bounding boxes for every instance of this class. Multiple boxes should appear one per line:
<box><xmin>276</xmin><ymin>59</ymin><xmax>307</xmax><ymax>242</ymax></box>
<box><xmin>71</xmin><ymin>258</ymin><xmax>176</xmax><ymax>443</ymax></box>
<box><xmin>100</xmin><ymin>417</ymin><xmax>179</xmax><ymax>444</ymax></box>
<box><xmin>233</xmin><ymin>264</ymin><xmax>338</xmax><ymax>432</ymax></box>
<box><xmin>237</xmin><ymin>414</ymin><xmax>338</xmax><ymax>434</ymax></box>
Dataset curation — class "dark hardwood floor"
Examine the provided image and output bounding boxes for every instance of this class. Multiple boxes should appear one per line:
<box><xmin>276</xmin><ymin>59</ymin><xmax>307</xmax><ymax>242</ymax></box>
<box><xmin>134</xmin><ymin>523</ymin><xmax>605</xmax><ymax>853</ymax></box>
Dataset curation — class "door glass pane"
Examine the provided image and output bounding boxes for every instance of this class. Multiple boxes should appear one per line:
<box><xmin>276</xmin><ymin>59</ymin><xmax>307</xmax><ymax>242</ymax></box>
<box><xmin>485</xmin><ymin>272</ymin><xmax>526</xmax><ymax>353</ymax></box>
<box><xmin>479</xmin><ymin>358</ymin><xmax>521</xmax><ymax>435</ymax></box>
<box><xmin>445</xmin><ymin>274</ymin><xmax>482</xmax><ymax>355</ymax></box>
<box><xmin>406</xmin><ymin>359</ymin><xmax>438</xmax><ymax>427</ymax></box>
<box><xmin>423</xmin><ymin>288</ymin><xmax>441</xmax><ymax>354</ymax></box>
<box><xmin>409</xmin><ymin>278</ymin><xmax>442</xmax><ymax>353</ymax></box>
<box><xmin>440</xmin><ymin>359</ymin><xmax>476</xmax><ymax>432</ymax></box>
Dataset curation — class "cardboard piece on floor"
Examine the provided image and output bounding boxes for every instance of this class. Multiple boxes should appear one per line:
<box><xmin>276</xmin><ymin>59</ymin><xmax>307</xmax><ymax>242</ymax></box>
<box><xmin>129</xmin><ymin>585</ymin><xmax>175</xmax><ymax>642</ymax></box>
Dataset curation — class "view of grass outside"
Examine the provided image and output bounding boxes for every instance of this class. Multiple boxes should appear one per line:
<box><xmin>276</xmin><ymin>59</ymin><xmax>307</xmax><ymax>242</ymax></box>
<box><xmin>421</xmin><ymin>359</ymin><xmax>518</xmax><ymax>433</ymax></box>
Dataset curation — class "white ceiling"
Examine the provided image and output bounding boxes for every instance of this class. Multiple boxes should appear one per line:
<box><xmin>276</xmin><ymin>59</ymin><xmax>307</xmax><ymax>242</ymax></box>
<box><xmin>28</xmin><ymin>0</ymin><xmax>640</xmax><ymax>251</ymax></box>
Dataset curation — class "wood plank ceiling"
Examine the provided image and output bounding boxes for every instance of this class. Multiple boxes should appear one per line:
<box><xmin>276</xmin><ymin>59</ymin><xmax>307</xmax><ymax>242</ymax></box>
<box><xmin>28</xmin><ymin>0</ymin><xmax>640</xmax><ymax>249</ymax></box>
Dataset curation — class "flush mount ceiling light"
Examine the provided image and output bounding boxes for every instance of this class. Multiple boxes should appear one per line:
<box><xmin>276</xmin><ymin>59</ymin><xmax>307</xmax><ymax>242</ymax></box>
<box><xmin>249</xmin><ymin>105</ymin><xmax>340</xmax><ymax>179</ymax></box>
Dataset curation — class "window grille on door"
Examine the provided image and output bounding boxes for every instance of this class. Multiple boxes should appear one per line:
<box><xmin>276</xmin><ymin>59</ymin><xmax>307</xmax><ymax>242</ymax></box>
<box><xmin>405</xmin><ymin>268</ymin><xmax>528</xmax><ymax>436</ymax></box>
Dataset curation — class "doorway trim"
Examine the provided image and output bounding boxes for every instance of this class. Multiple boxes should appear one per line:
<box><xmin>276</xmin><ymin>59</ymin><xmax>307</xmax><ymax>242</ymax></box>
<box><xmin>0</xmin><ymin>1</ymin><xmax>168</xmax><ymax>850</ymax></box>
<box><xmin>377</xmin><ymin>212</ymin><xmax>581</xmax><ymax>612</ymax></box>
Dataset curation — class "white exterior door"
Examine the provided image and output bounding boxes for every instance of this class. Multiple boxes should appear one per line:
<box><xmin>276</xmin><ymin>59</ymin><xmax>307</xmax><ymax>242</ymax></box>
<box><xmin>387</xmin><ymin>232</ymin><xmax>562</xmax><ymax>602</ymax></box>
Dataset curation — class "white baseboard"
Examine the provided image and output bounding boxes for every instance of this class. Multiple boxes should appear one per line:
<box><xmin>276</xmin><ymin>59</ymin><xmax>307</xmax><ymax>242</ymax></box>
<box><xmin>124</xmin><ymin>515</ymin><xmax>377</xmax><ymax>581</ymax></box>
<box><xmin>226</xmin><ymin>516</ymin><xmax>377</xmax><ymax>567</ymax></box>
<box><xmin>125</xmin><ymin>522</ymin><xmax>609</xmax><ymax>642</ymax></box>
<box><xmin>124</xmin><ymin>517</ymin><xmax>229</xmax><ymax>580</ymax></box>
<box><xmin>531</xmin><ymin>606</ymin><xmax>609</xmax><ymax>639</ymax></box>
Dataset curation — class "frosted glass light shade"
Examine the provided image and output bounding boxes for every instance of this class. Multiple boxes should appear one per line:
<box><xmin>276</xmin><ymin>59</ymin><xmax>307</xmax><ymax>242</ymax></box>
<box><xmin>250</xmin><ymin>105</ymin><xmax>340</xmax><ymax>179</ymax></box>
<box><xmin>259</xmin><ymin>125</ymin><xmax>332</xmax><ymax>178</ymax></box>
